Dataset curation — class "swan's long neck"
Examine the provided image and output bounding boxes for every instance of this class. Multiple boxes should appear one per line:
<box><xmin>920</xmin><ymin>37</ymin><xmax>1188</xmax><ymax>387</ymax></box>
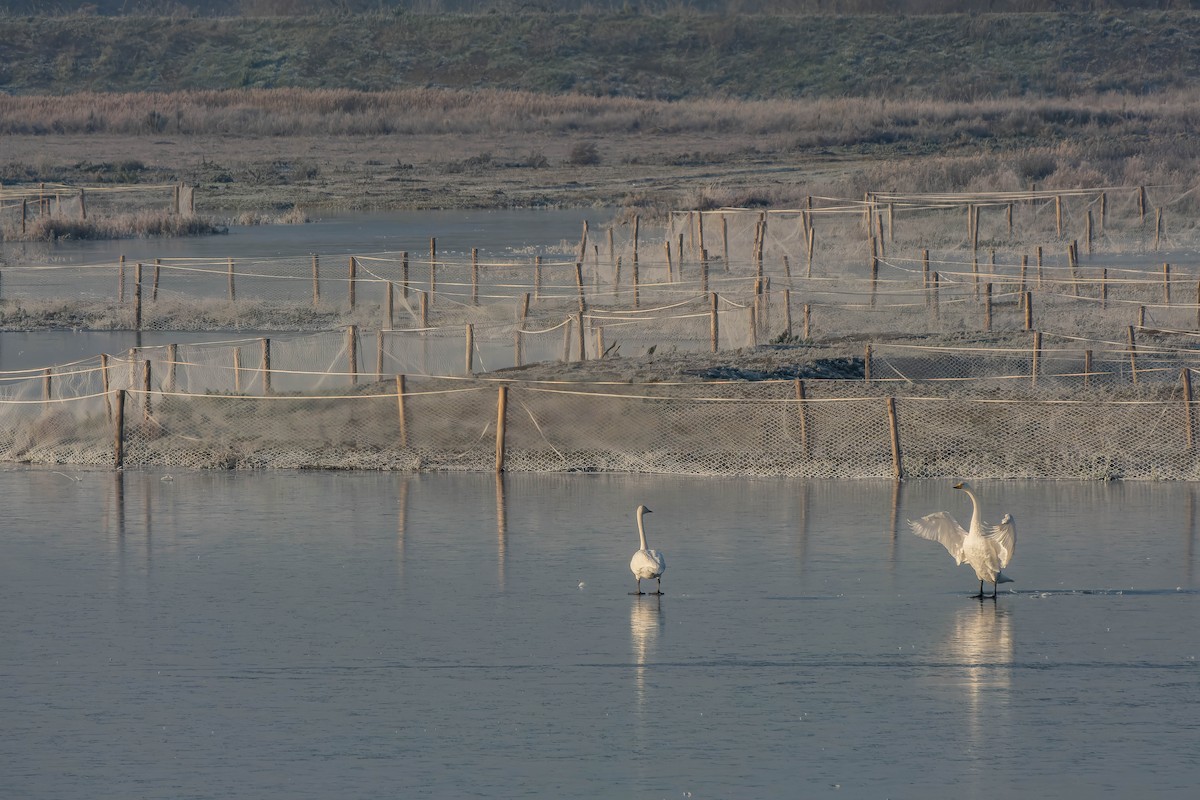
<box><xmin>637</xmin><ymin>508</ymin><xmax>649</xmax><ymax>551</ymax></box>
<box><xmin>962</xmin><ymin>488</ymin><xmax>982</xmax><ymax>534</ymax></box>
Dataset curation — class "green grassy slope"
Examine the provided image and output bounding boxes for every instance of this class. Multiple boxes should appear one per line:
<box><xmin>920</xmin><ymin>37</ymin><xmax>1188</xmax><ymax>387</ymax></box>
<box><xmin>1</xmin><ymin>11</ymin><xmax>1197</xmax><ymax>99</ymax></box>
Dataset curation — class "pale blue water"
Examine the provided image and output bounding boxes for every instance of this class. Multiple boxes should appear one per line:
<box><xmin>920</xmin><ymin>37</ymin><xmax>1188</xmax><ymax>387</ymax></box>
<box><xmin>2</xmin><ymin>471</ymin><xmax>1197</xmax><ymax>799</ymax></box>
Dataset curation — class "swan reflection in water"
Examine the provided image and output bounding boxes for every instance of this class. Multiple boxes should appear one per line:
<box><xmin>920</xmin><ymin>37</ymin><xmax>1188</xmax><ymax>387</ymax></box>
<box><xmin>948</xmin><ymin>601</ymin><xmax>1013</xmax><ymax>745</ymax></box>
<box><xmin>630</xmin><ymin>596</ymin><xmax>663</xmax><ymax>711</ymax></box>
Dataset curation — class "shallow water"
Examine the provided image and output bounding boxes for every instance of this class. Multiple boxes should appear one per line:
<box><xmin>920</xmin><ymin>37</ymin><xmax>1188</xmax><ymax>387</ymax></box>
<box><xmin>2</xmin><ymin>471</ymin><xmax>1197</xmax><ymax>799</ymax></box>
<box><xmin>4</xmin><ymin>208</ymin><xmax>609</xmax><ymax>265</ymax></box>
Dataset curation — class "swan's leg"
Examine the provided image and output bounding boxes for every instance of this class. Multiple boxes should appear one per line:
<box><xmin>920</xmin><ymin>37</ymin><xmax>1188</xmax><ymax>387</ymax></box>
<box><xmin>991</xmin><ymin>581</ymin><xmax>999</xmax><ymax>599</ymax></box>
<box><xmin>973</xmin><ymin>579</ymin><xmax>985</xmax><ymax>599</ymax></box>
<box><xmin>630</xmin><ymin>578</ymin><xmax>644</xmax><ymax>596</ymax></box>
<box><xmin>651</xmin><ymin>577</ymin><xmax>663</xmax><ymax>596</ymax></box>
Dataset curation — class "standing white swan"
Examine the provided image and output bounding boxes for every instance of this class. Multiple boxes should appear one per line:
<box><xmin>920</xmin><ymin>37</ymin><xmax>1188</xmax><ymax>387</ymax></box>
<box><xmin>629</xmin><ymin>504</ymin><xmax>666</xmax><ymax>595</ymax></box>
<box><xmin>909</xmin><ymin>482</ymin><xmax>1016</xmax><ymax>598</ymax></box>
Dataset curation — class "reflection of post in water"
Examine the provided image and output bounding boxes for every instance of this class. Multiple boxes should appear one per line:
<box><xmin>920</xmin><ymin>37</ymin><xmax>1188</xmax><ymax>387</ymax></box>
<box><xmin>950</xmin><ymin>602</ymin><xmax>1013</xmax><ymax>746</ymax></box>
<box><xmin>1188</xmin><ymin>489</ymin><xmax>1196</xmax><ymax>583</ymax></box>
<box><xmin>396</xmin><ymin>475</ymin><xmax>409</xmax><ymax>583</ymax></box>
<box><xmin>888</xmin><ymin>479</ymin><xmax>903</xmax><ymax>568</ymax></box>
<box><xmin>794</xmin><ymin>481</ymin><xmax>811</xmax><ymax>573</ymax></box>
<box><xmin>630</xmin><ymin>595</ymin><xmax>662</xmax><ymax>713</ymax></box>
<box><xmin>113</xmin><ymin>470</ymin><xmax>126</xmax><ymax>540</ymax></box>
<box><xmin>495</xmin><ymin>473</ymin><xmax>508</xmax><ymax>591</ymax></box>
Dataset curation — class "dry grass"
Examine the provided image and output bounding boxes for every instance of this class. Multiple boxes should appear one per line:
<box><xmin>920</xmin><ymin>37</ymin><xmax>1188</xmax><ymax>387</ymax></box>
<box><xmin>4</xmin><ymin>210</ymin><xmax>222</xmax><ymax>242</ymax></box>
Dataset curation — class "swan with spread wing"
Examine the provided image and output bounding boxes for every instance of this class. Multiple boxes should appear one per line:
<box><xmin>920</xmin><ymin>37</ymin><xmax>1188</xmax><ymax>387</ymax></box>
<box><xmin>909</xmin><ymin>482</ymin><xmax>1016</xmax><ymax>598</ymax></box>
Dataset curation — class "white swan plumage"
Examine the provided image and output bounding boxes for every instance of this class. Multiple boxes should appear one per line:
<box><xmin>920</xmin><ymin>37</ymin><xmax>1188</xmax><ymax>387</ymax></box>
<box><xmin>629</xmin><ymin>504</ymin><xmax>666</xmax><ymax>595</ymax></box>
<box><xmin>909</xmin><ymin>481</ymin><xmax>1016</xmax><ymax>598</ymax></box>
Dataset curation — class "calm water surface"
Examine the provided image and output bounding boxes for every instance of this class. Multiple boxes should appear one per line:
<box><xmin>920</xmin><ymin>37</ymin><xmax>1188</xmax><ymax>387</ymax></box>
<box><xmin>2</xmin><ymin>471</ymin><xmax>1198</xmax><ymax>799</ymax></box>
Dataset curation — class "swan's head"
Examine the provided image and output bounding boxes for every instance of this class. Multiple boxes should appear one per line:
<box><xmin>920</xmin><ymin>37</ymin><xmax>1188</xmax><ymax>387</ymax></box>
<box><xmin>953</xmin><ymin>481</ymin><xmax>970</xmax><ymax>491</ymax></box>
<box><xmin>637</xmin><ymin>504</ymin><xmax>653</xmax><ymax>516</ymax></box>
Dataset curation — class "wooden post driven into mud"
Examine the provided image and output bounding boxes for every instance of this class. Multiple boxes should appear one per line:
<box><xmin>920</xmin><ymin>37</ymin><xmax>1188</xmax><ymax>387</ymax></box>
<box><xmin>1032</xmin><ymin>331</ymin><xmax>1041</xmax><ymax>387</ymax></box>
<box><xmin>227</xmin><ymin>257</ymin><xmax>236</xmax><ymax>302</ymax></box>
<box><xmin>348</xmin><ymin>257</ymin><xmax>357</xmax><ymax>310</ymax></box>
<box><xmin>1183</xmin><ymin>368</ymin><xmax>1195</xmax><ymax>450</ymax></box>
<box><xmin>312</xmin><ymin>254</ymin><xmax>320</xmax><ymax>305</ymax></box>
<box><xmin>465</xmin><ymin>324</ymin><xmax>475</xmax><ymax>375</ymax></box>
<box><xmin>1127</xmin><ymin>326</ymin><xmax>1138</xmax><ymax>385</ymax></box>
<box><xmin>118</xmin><ymin>255</ymin><xmax>126</xmax><ymax>302</ymax></box>
<box><xmin>113</xmin><ymin>389</ymin><xmax>126</xmax><ymax>469</ymax></box>
<box><xmin>984</xmin><ymin>283</ymin><xmax>992</xmax><ymax>332</ymax></box>
<box><xmin>346</xmin><ymin>325</ymin><xmax>358</xmax><ymax>384</ymax></box>
<box><xmin>709</xmin><ymin>292</ymin><xmax>719</xmax><ymax>353</ymax></box>
<box><xmin>886</xmin><ymin>397</ymin><xmax>903</xmax><ymax>480</ymax></box>
<box><xmin>472</xmin><ymin>248</ymin><xmax>480</xmax><ymax>306</ymax></box>
<box><xmin>494</xmin><ymin>385</ymin><xmax>509</xmax><ymax>474</ymax></box>
<box><xmin>794</xmin><ymin>379</ymin><xmax>809</xmax><ymax>458</ymax></box>
<box><xmin>261</xmin><ymin>337</ymin><xmax>272</xmax><ymax>395</ymax></box>
<box><xmin>134</xmin><ymin>262</ymin><xmax>143</xmax><ymax>330</ymax></box>
<box><xmin>395</xmin><ymin>374</ymin><xmax>409</xmax><ymax>448</ymax></box>
<box><xmin>166</xmin><ymin>343</ymin><xmax>178</xmax><ymax>392</ymax></box>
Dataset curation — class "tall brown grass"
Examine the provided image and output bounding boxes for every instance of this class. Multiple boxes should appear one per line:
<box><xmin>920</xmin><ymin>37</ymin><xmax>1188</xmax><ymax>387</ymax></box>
<box><xmin>5</xmin><ymin>211</ymin><xmax>222</xmax><ymax>242</ymax></box>
<box><xmin>3</xmin><ymin>87</ymin><xmax>1199</xmax><ymax>142</ymax></box>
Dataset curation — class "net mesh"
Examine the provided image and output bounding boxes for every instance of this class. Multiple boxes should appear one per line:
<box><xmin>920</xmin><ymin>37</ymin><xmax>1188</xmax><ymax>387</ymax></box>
<box><xmin>3</xmin><ymin>187</ymin><xmax>1200</xmax><ymax>477</ymax></box>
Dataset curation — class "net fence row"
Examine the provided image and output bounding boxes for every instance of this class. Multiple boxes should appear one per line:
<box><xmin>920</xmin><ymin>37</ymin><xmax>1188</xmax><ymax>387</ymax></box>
<box><xmin>5</xmin><ymin>378</ymin><xmax>1197</xmax><ymax>480</ymax></box>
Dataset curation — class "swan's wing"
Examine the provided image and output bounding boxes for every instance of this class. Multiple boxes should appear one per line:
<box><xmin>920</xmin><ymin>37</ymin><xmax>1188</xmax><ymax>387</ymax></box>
<box><xmin>909</xmin><ymin>512</ymin><xmax>967</xmax><ymax>564</ymax></box>
<box><xmin>986</xmin><ymin>513</ymin><xmax>1016</xmax><ymax>567</ymax></box>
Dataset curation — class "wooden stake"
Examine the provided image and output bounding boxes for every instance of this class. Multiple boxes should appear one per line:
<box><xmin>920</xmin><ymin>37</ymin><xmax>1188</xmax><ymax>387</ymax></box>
<box><xmin>794</xmin><ymin>379</ymin><xmax>809</xmax><ymax>458</ymax></box>
<box><xmin>886</xmin><ymin>397</ymin><xmax>903</xmax><ymax>480</ymax></box>
<box><xmin>113</xmin><ymin>389</ymin><xmax>125</xmax><ymax>469</ymax></box>
<box><xmin>984</xmin><ymin>283</ymin><xmax>992</xmax><ymax>332</ymax></box>
<box><xmin>494</xmin><ymin>385</ymin><xmax>508</xmax><ymax>473</ymax></box>
<box><xmin>783</xmin><ymin>288</ymin><xmax>793</xmax><ymax>338</ymax></box>
<box><xmin>141</xmin><ymin>360</ymin><xmax>152</xmax><ymax>421</ymax></box>
<box><xmin>376</xmin><ymin>330</ymin><xmax>385</xmax><ymax>380</ymax></box>
<box><xmin>709</xmin><ymin>292</ymin><xmax>719</xmax><ymax>353</ymax></box>
<box><xmin>1084</xmin><ymin>350</ymin><xmax>1092</xmax><ymax>388</ymax></box>
<box><xmin>1128</xmin><ymin>326</ymin><xmax>1138</xmax><ymax>385</ymax></box>
<box><xmin>1032</xmin><ymin>330</ymin><xmax>1041</xmax><ymax>387</ymax></box>
<box><xmin>348</xmin><ymin>256</ymin><xmax>357</xmax><ymax>309</ymax></box>
<box><xmin>101</xmin><ymin>353</ymin><xmax>112</xmax><ymax>421</ymax></box>
<box><xmin>465</xmin><ymin>324</ymin><xmax>474</xmax><ymax>374</ymax></box>
<box><xmin>227</xmin><ymin>257</ymin><xmax>235</xmax><ymax>302</ymax></box>
<box><xmin>1024</xmin><ymin>291</ymin><xmax>1033</xmax><ymax>330</ymax></box>
<box><xmin>134</xmin><ymin>262</ymin><xmax>143</xmax><ymax>330</ymax></box>
<box><xmin>346</xmin><ymin>325</ymin><xmax>358</xmax><ymax>384</ymax></box>
<box><xmin>166</xmin><ymin>343</ymin><xmax>177</xmax><ymax>393</ymax></box>
<box><xmin>312</xmin><ymin>253</ymin><xmax>320</xmax><ymax>305</ymax></box>
<box><xmin>261</xmin><ymin>337</ymin><xmax>272</xmax><ymax>395</ymax></box>
<box><xmin>1183</xmin><ymin>368</ymin><xmax>1195</xmax><ymax>450</ymax></box>
<box><xmin>576</xmin><ymin>311</ymin><xmax>586</xmax><ymax>361</ymax></box>
<box><xmin>385</xmin><ymin>281</ymin><xmax>394</xmax><ymax>329</ymax></box>
<box><xmin>864</xmin><ymin>344</ymin><xmax>872</xmax><ymax>383</ymax></box>
<box><xmin>472</xmin><ymin>248</ymin><xmax>480</xmax><ymax>306</ymax></box>
<box><xmin>396</xmin><ymin>375</ymin><xmax>408</xmax><ymax>448</ymax></box>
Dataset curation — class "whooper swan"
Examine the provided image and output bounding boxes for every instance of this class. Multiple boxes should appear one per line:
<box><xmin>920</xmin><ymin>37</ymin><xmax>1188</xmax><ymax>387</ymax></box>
<box><xmin>909</xmin><ymin>482</ymin><xmax>1016</xmax><ymax>598</ymax></box>
<box><xmin>629</xmin><ymin>504</ymin><xmax>666</xmax><ymax>596</ymax></box>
